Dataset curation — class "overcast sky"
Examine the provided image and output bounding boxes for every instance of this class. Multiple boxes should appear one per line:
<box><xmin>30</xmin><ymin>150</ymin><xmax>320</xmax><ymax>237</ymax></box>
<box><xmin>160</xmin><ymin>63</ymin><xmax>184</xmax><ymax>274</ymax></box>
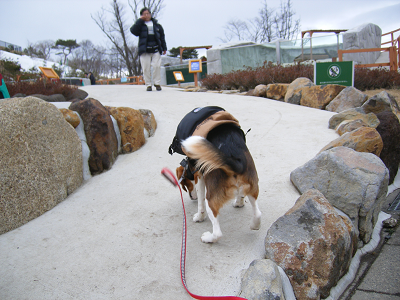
<box><xmin>1</xmin><ymin>0</ymin><xmax>400</xmax><ymax>57</ymax></box>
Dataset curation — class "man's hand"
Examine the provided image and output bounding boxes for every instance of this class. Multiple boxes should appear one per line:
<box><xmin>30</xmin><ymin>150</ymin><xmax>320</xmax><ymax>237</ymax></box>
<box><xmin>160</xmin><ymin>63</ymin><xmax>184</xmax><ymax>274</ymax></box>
<box><xmin>162</xmin><ymin>50</ymin><xmax>167</xmax><ymax>55</ymax></box>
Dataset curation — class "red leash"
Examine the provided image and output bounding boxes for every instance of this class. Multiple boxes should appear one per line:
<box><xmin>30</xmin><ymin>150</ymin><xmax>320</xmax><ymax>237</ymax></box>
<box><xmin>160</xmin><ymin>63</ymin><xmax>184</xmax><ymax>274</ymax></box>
<box><xmin>161</xmin><ymin>167</ymin><xmax>247</xmax><ymax>300</ymax></box>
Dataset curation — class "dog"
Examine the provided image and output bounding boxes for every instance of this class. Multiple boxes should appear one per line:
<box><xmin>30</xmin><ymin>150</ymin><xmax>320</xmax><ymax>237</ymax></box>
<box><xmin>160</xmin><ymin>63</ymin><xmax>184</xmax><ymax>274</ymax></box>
<box><xmin>178</xmin><ymin>122</ymin><xmax>261</xmax><ymax>243</ymax></box>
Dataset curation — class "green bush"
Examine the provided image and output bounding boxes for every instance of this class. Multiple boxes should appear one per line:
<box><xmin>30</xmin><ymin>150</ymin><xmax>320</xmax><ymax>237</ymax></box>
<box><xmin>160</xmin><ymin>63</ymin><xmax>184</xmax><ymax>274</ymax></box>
<box><xmin>201</xmin><ymin>62</ymin><xmax>400</xmax><ymax>91</ymax></box>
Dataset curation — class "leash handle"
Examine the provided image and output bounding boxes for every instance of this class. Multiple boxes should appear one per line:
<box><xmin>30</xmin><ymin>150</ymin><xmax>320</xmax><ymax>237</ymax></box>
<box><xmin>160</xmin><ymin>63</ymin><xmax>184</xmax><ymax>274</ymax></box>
<box><xmin>161</xmin><ymin>167</ymin><xmax>247</xmax><ymax>300</ymax></box>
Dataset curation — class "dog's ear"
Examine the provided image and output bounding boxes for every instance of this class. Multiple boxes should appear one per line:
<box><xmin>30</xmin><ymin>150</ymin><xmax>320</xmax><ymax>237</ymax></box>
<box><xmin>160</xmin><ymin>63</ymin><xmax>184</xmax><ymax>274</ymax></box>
<box><xmin>176</xmin><ymin>166</ymin><xmax>184</xmax><ymax>179</ymax></box>
<box><xmin>176</xmin><ymin>166</ymin><xmax>188</xmax><ymax>192</ymax></box>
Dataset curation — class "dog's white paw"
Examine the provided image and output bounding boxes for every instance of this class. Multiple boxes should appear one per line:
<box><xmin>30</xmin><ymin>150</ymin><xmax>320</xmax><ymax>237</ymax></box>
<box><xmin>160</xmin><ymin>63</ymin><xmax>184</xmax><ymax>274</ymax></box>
<box><xmin>233</xmin><ymin>197</ymin><xmax>244</xmax><ymax>208</ymax></box>
<box><xmin>250</xmin><ymin>217</ymin><xmax>261</xmax><ymax>230</ymax></box>
<box><xmin>193</xmin><ymin>212</ymin><xmax>206</xmax><ymax>222</ymax></box>
<box><xmin>201</xmin><ymin>231</ymin><xmax>219</xmax><ymax>243</ymax></box>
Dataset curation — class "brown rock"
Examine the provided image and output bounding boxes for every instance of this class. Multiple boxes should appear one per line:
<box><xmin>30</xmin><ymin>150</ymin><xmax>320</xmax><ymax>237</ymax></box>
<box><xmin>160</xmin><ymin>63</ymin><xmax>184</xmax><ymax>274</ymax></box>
<box><xmin>265</xmin><ymin>189</ymin><xmax>357</xmax><ymax>300</ymax></box>
<box><xmin>266</xmin><ymin>83</ymin><xmax>289</xmax><ymax>100</ymax></box>
<box><xmin>328</xmin><ymin>108</ymin><xmax>380</xmax><ymax>130</ymax></box>
<box><xmin>326</xmin><ymin>86</ymin><xmax>368</xmax><ymax>112</ymax></box>
<box><xmin>253</xmin><ymin>84</ymin><xmax>268</xmax><ymax>97</ymax></box>
<box><xmin>299</xmin><ymin>84</ymin><xmax>346</xmax><ymax>110</ymax></box>
<box><xmin>69</xmin><ymin>98</ymin><xmax>118</xmax><ymax>175</ymax></box>
<box><xmin>284</xmin><ymin>77</ymin><xmax>315</xmax><ymax>104</ymax></box>
<box><xmin>336</xmin><ymin>119</ymin><xmax>369</xmax><ymax>135</ymax></box>
<box><xmin>320</xmin><ymin>127</ymin><xmax>383</xmax><ymax>156</ymax></box>
<box><xmin>59</xmin><ymin>108</ymin><xmax>80</xmax><ymax>128</ymax></box>
<box><xmin>139</xmin><ymin>109</ymin><xmax>157</xmax><ymax>137</ymax></box>
<box><xmin>107</xmin><ymin>106</ymin><xmax>146</xmax><ymax>153</ymax></box>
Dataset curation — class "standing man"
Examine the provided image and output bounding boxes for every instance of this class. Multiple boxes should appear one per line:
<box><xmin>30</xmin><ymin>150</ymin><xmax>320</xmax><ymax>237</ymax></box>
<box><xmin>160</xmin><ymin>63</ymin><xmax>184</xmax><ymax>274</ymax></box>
<box><xmin>130</xmin><ymin>7</ymin><xmax>167</xmax><ymax>91</ymax></box>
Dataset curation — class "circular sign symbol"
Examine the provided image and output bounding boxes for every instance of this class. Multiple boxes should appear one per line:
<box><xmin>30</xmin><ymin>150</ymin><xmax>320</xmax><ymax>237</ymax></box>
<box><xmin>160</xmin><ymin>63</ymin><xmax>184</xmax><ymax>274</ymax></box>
<box><xmin>328</xmin><ymin>65</ymin><xmax>340</xmax><ymax>78</ymax></box>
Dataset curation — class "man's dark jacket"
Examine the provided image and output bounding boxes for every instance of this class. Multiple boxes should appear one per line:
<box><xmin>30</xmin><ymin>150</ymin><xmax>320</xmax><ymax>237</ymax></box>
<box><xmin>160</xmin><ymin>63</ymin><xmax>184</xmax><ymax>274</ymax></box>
<box><xmin>130</xmin><ymin>18</ymin><xmax>167</xmax><ymax>56</ymax></box>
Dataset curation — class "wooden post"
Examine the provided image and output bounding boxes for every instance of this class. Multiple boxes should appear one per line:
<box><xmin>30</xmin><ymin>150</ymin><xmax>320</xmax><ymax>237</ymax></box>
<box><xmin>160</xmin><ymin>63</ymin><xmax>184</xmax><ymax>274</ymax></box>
<box><xmin>194</xmin><ymin>73</ymin><xmax>198</xmax><ymax>87</ymax></box>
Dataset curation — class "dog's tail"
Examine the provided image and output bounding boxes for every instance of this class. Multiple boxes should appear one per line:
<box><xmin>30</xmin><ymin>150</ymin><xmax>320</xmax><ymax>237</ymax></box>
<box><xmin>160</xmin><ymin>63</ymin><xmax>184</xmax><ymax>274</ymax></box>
<box><xmin>181</xmin><ymin>136</ymin><xmax>245</xmax><ymax>175</ymax></box>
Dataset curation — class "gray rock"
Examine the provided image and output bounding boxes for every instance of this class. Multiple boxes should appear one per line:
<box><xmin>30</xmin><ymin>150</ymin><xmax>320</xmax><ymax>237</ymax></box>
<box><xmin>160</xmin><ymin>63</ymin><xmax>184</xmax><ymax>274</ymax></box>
<box><xmin>361</xmin><ymin>91</ymin><xmax>400</xmax><ymax>121</ymax></box>
<box><xmin>241</xmin><ymin>259</ymin><xmax>285</xmax><ymax>300</ymax></box>
<box><xmin>326</xmin><ymin>86</ymin><xmax>368</xmax><ymax>112</ymax></box>
<box><xmin>265</xmin><ymin>189</ymin><xmax>357</xmax><ymax>300</ymax></box>
<box><xmin>328</xmin><ymin>107</ymin><xmax>380</xmax><ymax>130</ymax></box>
<box><xmin>290</xmin><ymin>147</ymin><xmax>389</xmax><ymax>245</ymax></box>
<box><xmin>343</xmin><ymin>23</ymin><xmax>382</xmax><ymax>64</ymax></box>
<box><xmin>0</xmin><ymin>97</ymin><xmax>83</xmax><ymax>235</ymax></box>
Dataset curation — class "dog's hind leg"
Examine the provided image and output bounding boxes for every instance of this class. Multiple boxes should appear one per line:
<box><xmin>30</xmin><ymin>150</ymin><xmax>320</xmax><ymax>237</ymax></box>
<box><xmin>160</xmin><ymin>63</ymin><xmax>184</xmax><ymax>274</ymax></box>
<box><xmin>233</xmin><ymin>186</ymin><xmax>245</xmax><ymax>208</ymax></box>
<box><xmin>248</xmin><ymin>195</ymin><xmax>261</xmax><ymax>230</ymax></box>
<box><xmin>201</xmin><ymin>200</ymin><xmax>223</xmax><ymax>243</ymax></box>
<box><xmin>193</xmin><ymin>175</ymin><xmax>207</xmax><ymax>222</ymax></box>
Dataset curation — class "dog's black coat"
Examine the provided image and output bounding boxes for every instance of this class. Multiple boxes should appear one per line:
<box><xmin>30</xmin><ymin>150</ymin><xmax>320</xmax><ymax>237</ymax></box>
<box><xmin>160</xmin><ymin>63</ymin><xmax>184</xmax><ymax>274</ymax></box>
<box><xmin>205</xmin><ymin>123</ymin><xmax>248</xmax><ymax>175</ymax></box>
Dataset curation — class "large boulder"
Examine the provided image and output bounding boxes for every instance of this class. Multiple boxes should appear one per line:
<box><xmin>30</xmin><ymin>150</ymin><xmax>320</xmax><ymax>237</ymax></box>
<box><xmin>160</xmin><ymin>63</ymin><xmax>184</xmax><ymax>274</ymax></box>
<box><xmin>0</xmin><ymin>97</ymin><xmax>83</xmax><ymax>234</ymax></box>
<box><xmin>336</xmin><ymin>119</ymin><xmax>369</xmax><ymax>136</ymax></box>
<box><xmin>320</xmin><ymin>126</ymin><xmax>383</xmax><ymax>156</ymax></box>
<box><xmin>326</xmin><ymin>86</ymin><xmax>368</xmax><ymax>113</ymax></box>
<box><xmin>266</xmin><ymin>83</ymin><xmax>289</xmax><ymax>101</ymax></box>
<box><xmin>265</xmin><ymin>189</ymin><xmax>357</xmax><ymax>300</ymax></box>
<box><xmin>375</xmin><ymin>111</ymin><xmax>400</xmax><ymax>185</ymax></box>
<box><xmin>298</xmin><ymin>84</ymin><xmax>346</xmax><ymax>110</ymax></box>
<box><xmin>107</xmin><ymin>106</ymin><xmax>146</xmax><ymax>154</ymax></box>
<box><xmin>31</xmin><ymin>94</ymin><xmax>66</xmax><ymax>102</ymax></box>
<box><xmin>69</xmin><ymin>98</ymin><xmax>118</xmax><ymax>175</ymax></box>
<box><xmin>328</xmin><ymin>107</ymin><xmax>380</xmax><ymax>130</ymax></box>
<box><xmin>253</xmin><ymin>84</ymin><xmax>268</xmax><ymax>97</ymax></box>
<box><xmin>361</xmin><ymin>91</ymin><xmax>400</xmax><ymax>122</ymax></box>
<box><xmin>342</xmin><ymin>23</ymin><xmax>382</xmax><ymax>64</ymax></box>
<box><xmin>66</xmin><ymin>88</ymin><xmax>88</xmax><ymax>101</ymax></box>
<box><xmin>139</xmin><ymin>109</ymin><xmax>157</xmax><ymax>137</ymax></box>
<box><xmin>284</xmin><ymin>77</ymin><xmax>315</xmax><ymax>104</ymax></box>
<box><xmin>240</xmin><ymin>259</ymin><xmax>285</xmax><ymax>300</ymax></box>
<box><xmin>290</xmin><ymin>147</ymin><xmax>389</xmax><ymax>245</ymax></box>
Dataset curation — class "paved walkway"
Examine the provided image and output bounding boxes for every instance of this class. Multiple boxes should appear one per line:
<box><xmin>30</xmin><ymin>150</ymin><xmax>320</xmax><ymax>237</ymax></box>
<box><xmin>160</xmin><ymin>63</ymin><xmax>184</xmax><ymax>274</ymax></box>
<box><xmin>342</xmin><ymin>189</ymin><xmax>400</xmax><ymax>300</ymax></box>
<box><xmin>0</xmin><ymin>85</ymin><xmax>398</xmax><ymax>299</ymax></box>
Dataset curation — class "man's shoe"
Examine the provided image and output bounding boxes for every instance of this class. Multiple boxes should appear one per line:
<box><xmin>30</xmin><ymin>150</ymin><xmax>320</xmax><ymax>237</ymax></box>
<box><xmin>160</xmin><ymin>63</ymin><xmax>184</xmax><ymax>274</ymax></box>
<box><xmin>146</xmin><ymin>86</ymin><xmax>152</xmax><ymax>91</ymax></box>
<box><xmin>155</xmin><ymin>85</ymin><xmax>162</xmax><ymax>91</ymax></box>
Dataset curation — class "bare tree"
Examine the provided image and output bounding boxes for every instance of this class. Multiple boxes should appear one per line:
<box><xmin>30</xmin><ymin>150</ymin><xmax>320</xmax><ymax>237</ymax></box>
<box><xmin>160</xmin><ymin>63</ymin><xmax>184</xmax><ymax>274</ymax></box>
<box><xmin>35</xmin><ymin>40</ymin><xmax>54</xmax><ymax>60</ymax></box>
<box><xmin>69</xmin><ymin>40</ymin><xmax>108</xmax><ymax>76</ymax></box>
<box><xmin>273</xmin><ymin>0</ymin><xmax>300</xmax><ymax>41</ymax></box>
<box><xmin>219</xmin><ymin>0</ymin><xmax>300</xmax><ymax>44</ymax></box>
<box><xmin>92</xmin><ymin>0</ymin><xmax>165</xmax><ymax>77</ymax></box>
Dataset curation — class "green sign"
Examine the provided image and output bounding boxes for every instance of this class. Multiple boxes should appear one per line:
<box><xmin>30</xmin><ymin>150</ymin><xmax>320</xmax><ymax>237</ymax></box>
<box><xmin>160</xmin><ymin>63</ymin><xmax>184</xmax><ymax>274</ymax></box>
<box><xmin>314</xmin><ymin>61</ymin><xmax>354</xmax><ymax>86</ymax></box>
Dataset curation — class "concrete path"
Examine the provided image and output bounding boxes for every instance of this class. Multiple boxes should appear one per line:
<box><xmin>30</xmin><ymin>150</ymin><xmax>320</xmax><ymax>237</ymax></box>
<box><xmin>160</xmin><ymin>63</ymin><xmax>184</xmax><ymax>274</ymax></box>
<box><xmin>0</xmin><ymin>85</ymin><xmax>361</xmax><ymax>299</ymax></box>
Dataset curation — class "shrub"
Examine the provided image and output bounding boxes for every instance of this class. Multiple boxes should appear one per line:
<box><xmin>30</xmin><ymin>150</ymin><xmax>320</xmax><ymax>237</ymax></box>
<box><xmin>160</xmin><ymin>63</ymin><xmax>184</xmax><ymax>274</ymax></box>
<box><xmin>6</xmin><ymin>79</ymin><xmax>77</xmax><ymax>99</ymax></box>
<box><xmin>201</xmin><ymin>62</ymin><xmax>400</xmax><ymax>91</ymax></box>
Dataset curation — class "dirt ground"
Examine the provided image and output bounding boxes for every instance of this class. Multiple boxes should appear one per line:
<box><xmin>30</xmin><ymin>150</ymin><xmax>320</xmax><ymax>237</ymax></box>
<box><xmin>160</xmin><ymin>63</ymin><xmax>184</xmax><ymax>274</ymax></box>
<box><xmin>364</xmin><ymin>88</ymin><xmax>400</xmax><ymax>106</ymax></box>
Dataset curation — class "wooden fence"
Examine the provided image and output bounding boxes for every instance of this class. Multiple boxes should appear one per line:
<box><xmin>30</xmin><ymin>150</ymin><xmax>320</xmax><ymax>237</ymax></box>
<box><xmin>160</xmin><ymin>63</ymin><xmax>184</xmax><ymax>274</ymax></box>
<box><xmin>338</xmin><ymin>28</ymin><xmax>400</xmax><ymax>71</ymax></box>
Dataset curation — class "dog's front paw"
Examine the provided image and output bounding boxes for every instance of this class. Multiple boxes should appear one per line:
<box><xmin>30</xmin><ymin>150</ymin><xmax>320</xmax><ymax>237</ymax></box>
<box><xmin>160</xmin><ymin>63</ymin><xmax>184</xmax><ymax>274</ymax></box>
<box><xmin>201</xmin><ymin>231</ymin><xmax>219</xmax><ymax>243</ymax></box>
<box><xmin>193</xmin><ymin>212</ymin><xmax>206</xmax><ymax>222</ymax></box>
<box><xmin>250</xmin><ymin>217</ymin><xmax>261</xmax><ymax>230</ymax></box>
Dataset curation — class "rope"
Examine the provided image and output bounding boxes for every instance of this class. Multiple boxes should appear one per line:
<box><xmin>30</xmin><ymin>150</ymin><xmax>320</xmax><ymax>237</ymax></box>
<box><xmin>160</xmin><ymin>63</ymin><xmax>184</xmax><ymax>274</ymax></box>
<box><xmin>161</xmin><ymin>167</ymin><xmax>247</xmax><ymax>300</ymax></box>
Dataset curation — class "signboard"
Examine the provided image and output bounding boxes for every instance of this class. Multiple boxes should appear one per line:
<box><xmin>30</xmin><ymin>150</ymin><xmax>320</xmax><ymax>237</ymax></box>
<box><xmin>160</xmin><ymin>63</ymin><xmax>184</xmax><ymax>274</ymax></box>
<box><xmin>314</xmin><ymin>61</ymin><xmax>354</xmax><ymax>86</ymax></box>
<box><xmin>173</xmin><ymin>71</ymin><xmax>184</xmax><ymax>82</ymax></box>
<box><xmin>39</xmin><ymin>67</ymin><xmax>60</xmax><ymax>80</ymax></box>
<box><xmin>188</xmin><ymin>59</ymin><xmax>202</xmax><ymax>73</ymax></box>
